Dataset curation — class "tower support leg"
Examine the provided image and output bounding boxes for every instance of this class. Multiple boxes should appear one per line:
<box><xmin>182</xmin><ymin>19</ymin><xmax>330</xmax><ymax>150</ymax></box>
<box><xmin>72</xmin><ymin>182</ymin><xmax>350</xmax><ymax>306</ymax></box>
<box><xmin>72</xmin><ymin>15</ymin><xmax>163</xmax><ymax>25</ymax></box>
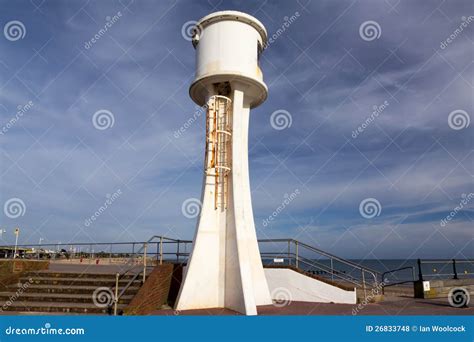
<box><xmin>175</xmin><ymin>85</ymin><xmax>272</xmax><ymax>315</ymax></box>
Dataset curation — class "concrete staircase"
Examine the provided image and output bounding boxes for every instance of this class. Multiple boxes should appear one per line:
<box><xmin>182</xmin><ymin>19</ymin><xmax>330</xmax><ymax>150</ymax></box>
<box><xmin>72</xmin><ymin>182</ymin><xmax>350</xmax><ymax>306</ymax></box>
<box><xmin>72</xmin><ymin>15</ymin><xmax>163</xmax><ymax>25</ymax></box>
<box><xmin>0</xmin><ymin>271</ymin><xmax>142</xmax><ymax>314</ymax></box>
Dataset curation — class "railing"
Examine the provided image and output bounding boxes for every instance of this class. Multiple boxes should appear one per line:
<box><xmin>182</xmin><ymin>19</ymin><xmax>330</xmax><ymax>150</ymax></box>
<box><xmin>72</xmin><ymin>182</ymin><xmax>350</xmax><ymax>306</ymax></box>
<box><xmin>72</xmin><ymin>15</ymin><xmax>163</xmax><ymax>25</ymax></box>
<box><xmin>1</xmin><ymin>236</ymin><xmax>410</xmax><ymax>303</ymax></box>
<box><xmin>381</xmin><ymin>266</ymin><xmax>416</xmax><ymax>295</ymax></box>
<box><xmin>107</xmin><ymin>235</ymin><xmax>192</xmax><ymax>315</ymax></box>
<box><xmin>0</xmin><ymin>236</ymin><xmax>192</xmax><ymax>265</ymax></box>
<box><xmin>111</xmin><ymin>268</ymin><xmax>145</xmax><ymax>315</ymax></box>
<box><xmin>417</xmin><ymin>258</ymin><xmax>474</xmax><ymax>281</ymax></box>
<box><xmin>0</xmin><ymin>237</ymin><xmax>379</xmax><ymax>283</ymax></box>
<box><xmin>6</xmin><ymin>237</ymin><xmax>472</xmax><ymax>310</ymax></box>
<box><xmin>259</xmin><ymin>239</ymin><xmax>381</xmax><ymax>297</ymax></box>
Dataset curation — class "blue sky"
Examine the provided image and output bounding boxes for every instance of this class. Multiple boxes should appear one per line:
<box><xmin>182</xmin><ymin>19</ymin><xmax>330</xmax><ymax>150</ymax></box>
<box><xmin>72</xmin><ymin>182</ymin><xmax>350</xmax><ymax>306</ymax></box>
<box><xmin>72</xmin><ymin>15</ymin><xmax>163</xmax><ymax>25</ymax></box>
<box><xmin>0</xmin><ymin>0</ymin><xmax>472</xmax><ymax>259</ymax></box>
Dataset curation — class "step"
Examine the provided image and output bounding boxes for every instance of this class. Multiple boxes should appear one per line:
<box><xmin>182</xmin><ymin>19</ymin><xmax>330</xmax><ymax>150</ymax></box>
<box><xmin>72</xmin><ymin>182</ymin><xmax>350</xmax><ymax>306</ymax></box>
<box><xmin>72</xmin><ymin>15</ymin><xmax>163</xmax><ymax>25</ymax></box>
<box><xmin>20</xmin><ymin>277</ymin><xmax>141</xmax><ymax>287</ymax></box>
<box><xmin>23</xmin><ymin>272</ymin><xmax>138</xmax><ymax>280</ymax></box>
<box><xmin>7</xmin><ymin>284</ymin><xmax>140</xmax><ymax>295</ymax></box>
<box><xmin>0</xmin><ymin>301</ymin><xmax>127</xmax><ymax>314</ymax></box>
<box><xmin>0</xmin><ymin>292</ymin><xmax>134</xmax><ymax>305</ymax></box>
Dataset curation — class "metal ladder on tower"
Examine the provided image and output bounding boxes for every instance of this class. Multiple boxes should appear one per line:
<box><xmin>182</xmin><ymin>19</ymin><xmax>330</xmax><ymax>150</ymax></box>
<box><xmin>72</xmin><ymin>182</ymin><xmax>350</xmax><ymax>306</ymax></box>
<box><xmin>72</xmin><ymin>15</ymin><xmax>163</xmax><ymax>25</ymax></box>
<box><xmin>205</xmin><ymin>95</ymin><xmax>232</xmax><ymax>210</ymax></box>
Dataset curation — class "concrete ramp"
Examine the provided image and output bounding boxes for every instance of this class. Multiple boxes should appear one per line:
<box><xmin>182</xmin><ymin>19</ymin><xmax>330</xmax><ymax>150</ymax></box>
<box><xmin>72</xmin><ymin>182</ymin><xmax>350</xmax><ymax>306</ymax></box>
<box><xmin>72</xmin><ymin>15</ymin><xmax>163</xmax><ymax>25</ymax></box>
<box><xmin>265</xmin><ymin>268</ymin><xmax>357</xmax><ymax>304</ymax></box>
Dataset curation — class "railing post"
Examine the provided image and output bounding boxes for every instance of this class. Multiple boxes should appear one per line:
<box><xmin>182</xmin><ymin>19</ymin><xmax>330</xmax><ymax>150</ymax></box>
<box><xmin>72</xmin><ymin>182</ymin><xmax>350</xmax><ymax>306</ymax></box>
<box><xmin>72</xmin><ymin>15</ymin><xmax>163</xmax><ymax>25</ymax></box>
<box><xmin>361</xmin><ymin>270</ymin><xmax>367</xmax><ymax>299</ymax></box>
<box><xmin>452</xmin><ymin>259</ymin><xmax>458</xmax><ymax>280</ymax></box>
<box><xmin>143</xmin><ymin>243</ymin><xmax>147</xmax><ymax>283</ymax></box>
<box><xmin>160</xmin><ymin>236</ymin><xmax>163</xmax><ymax>265</ymax></box>
<box><xmin>156</xmin><ymin>242</ymin><xmax>159</xmax><ymax>262</ymax></box>
<box><xmin>330</xmin><ymin>258</ymin><xmax>334</xmax><ymax>281</ymax></box>
<box><xmin>382</xmin><ymin>272</ymin><xmax>385</xmax><ymax>295</ymax></box>
<box><xmin>287</xmin><ymin>240</ymin><xmax>290</xmax><ymax>266</ymax></box>
<box><xmin>295</xmin><ymin>241</ymin><xmax>299</xmax><ymax>269</ymax></box>
<box><xmin>417</xmin><ymin>258</ymin><xmax>423</xmax><ymax>282</ymax></box>
<box><xmin>114</xmin><ymin>272</ymin><xmax>119</xmax><ymax>316</ymax></box>
<box><xmin>109</xmin><ymin>244</ymin><xmax>112</xmax><ymax>264</ymax></box>
<box><xmin>176</xmin><ymin>239</ymin><xmax>180</xmax><ymax>263</ymax></box>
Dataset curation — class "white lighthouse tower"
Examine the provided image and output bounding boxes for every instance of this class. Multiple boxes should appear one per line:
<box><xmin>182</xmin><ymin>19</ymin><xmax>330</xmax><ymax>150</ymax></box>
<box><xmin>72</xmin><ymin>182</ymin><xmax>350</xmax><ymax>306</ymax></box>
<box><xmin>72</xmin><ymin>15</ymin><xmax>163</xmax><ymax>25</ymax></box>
<box><xmin>175</xmin><ymin>11</ymin><xmax>272</xmax><ymax>315</ymax></box>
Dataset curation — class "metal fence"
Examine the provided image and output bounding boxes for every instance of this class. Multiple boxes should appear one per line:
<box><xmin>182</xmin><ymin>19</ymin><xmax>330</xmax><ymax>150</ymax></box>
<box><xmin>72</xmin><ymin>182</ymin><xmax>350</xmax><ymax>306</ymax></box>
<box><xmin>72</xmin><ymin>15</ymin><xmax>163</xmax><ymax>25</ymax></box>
<box><xmin>417</xmin><ymin>258</ymin><xmax>474</xmax><ymax>281</ymax></box>
<box><xmin>4</xmin><ymin>238</ymin><xmax>472</xmax><ymax>285</ymax></box>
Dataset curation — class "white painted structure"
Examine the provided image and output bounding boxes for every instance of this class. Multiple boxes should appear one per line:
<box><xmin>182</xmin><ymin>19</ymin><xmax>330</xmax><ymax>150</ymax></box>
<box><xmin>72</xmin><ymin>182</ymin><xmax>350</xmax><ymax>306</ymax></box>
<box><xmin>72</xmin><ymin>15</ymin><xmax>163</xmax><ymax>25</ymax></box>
<box><xmin>265</xmin><ymin>268</ymin><xmax>357</xmax><ymax>304</ymax></box>
<box><xmin>175</xmin><ymin>11</ymin><xmax>272</xmax><ymax>315</ymax></box>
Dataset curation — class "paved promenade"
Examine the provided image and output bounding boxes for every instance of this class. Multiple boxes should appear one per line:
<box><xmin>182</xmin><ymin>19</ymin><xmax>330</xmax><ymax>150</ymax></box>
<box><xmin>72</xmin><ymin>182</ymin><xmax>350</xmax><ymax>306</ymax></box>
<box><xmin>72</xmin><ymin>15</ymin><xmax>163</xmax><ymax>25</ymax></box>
<box><xmin>155</xmin><ymin>297</ymin><xmax>473</xmax><ymax>316</ymax></box>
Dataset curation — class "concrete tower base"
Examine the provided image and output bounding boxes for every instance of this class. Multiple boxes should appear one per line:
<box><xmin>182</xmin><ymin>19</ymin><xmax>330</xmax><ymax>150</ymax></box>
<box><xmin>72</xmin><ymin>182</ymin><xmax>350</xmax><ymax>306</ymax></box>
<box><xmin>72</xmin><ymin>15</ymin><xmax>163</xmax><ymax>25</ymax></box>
<box><xmin>175</xmin><ymin>86</ymin><xmax>272</xmax><ymax>315</ymax></box>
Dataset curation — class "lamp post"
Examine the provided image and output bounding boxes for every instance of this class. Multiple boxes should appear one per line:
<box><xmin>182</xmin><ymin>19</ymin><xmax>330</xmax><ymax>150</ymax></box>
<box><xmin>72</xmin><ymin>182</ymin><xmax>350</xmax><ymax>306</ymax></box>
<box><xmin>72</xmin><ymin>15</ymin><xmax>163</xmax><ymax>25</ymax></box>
<box><xmin>13</xmin><ymin>227</ymin><xmax>20</xmax><ymax>258</ymax></box>
<box><xmin>0</xmin><ymin>229</ymin><xmax>6</xmax><ymax>242</ymax></box>
<box><xmin>0</xmin><ymin>229</ymin><xmax>6</xmax><ymax>259</ymax></box>
<box><xmin>38</xmin><ymin>238</ymin><xmax>44</xmax><ymax>260</ymax></box>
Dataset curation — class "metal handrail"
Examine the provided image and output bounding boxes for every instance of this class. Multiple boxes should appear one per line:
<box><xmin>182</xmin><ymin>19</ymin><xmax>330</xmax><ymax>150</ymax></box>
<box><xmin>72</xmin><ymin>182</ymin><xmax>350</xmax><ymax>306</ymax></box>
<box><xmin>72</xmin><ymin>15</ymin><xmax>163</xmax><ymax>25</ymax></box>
<box><xmin>106</xmin><ymin>236</ymin><xmax>191</xmax><ymax>315</ymax></box>
<box><xmin>381</xmin><ymin>266</ymin><xmax>416</xmax><ymax>295</ymax></box>
<box><xmin>1</xmin><ymin>235</ymin><xmax>380</xmax><ymax>278</ymax></box>
<box><xmin>2</xmin><ymin>235</ymin><xmax>389</xmax><ymax>298</ymax></box>
<box><xmin>260</xmin><ymin>238</ymin><xmax>381</xmax><ymax>291</ymax></box>
<box><xmin>262</xmin><ymin>252</ymin><xmax>375</xmax><ymax>297</ymax></box>
<box><xmin>111</xmin><ymin>270</ymin><xmax>143</xmax><ymax>315</ymax></box>
<box><xmin>260</xmin><ymin>238</ymin><xmax>380</xmax><ymax>274</ymax></box>
<box><xmin>382</xmin><ymin>266</ymin><xmax>416</xmax><ymax>281</ymax></box>
<box><xmin>1</xmin><ymin>236</ymin><xmax>192</xmax><ymax>263</ymax></box>
<box><xmin>293</xmin><ymin>254</ymin><xmax>362</xmax><ymax>286</ymax></box>
<box><xmin>7</xmin><ymin>236</ymin><xmax>472</xmax><ymax>304</ymax></box>
<box><xmin>263</xmin><ymin>252</ymin><xmax>360</xmax><ymax>283</ymax></box>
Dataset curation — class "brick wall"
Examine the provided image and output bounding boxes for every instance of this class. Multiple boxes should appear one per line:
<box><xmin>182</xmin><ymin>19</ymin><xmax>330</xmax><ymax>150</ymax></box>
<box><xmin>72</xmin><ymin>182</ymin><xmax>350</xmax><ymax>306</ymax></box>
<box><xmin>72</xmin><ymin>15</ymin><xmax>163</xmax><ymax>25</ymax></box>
<box><xmin>125</xmin><ymin>263</ymin><xmax>182</xmax><ymax>315</ymax></box>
